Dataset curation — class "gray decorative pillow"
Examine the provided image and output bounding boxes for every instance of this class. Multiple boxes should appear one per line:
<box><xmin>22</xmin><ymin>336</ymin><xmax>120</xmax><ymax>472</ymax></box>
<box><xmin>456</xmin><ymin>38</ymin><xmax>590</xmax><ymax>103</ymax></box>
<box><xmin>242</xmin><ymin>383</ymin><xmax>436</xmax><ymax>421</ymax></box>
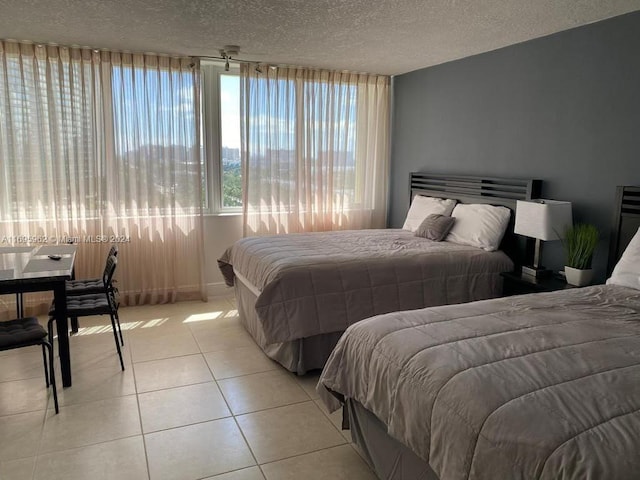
<box><xmin>414</xmin><ymin>214</ymin><xmax>456</xmax><ymax>241</ymax></box>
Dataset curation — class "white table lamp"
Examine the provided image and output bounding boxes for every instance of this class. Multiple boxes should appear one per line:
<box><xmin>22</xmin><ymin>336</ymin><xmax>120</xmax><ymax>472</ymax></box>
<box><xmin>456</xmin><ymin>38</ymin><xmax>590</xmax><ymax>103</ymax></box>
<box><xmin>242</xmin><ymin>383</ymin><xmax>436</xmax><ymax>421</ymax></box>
<box><xmin>514</xmin><ymin>199</ymin><xmax>573</xmax><ymax>278</ymax></box>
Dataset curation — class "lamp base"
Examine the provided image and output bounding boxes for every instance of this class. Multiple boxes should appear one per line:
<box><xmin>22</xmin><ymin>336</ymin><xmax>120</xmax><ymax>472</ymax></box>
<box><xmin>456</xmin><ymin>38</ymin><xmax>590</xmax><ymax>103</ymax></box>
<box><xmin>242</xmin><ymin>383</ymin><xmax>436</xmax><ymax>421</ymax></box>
<box><xmin>521</xmin><ymin>265</ymin><xmax>552</xmax><ymax>278</ymax></box>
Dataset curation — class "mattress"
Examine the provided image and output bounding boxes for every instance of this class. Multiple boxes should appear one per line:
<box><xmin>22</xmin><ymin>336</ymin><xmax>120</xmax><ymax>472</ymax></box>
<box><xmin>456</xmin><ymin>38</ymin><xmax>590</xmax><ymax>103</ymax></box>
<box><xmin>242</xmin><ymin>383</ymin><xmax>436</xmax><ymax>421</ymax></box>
<box><xmin>218</xmin><ymin>228</ymin><xmax>513</xmax><ymax>344</ymax></box>
<box><xmin>318</xmin><ymin>284</ymin><xmax>640</xmax><ymax>480</ymax></box>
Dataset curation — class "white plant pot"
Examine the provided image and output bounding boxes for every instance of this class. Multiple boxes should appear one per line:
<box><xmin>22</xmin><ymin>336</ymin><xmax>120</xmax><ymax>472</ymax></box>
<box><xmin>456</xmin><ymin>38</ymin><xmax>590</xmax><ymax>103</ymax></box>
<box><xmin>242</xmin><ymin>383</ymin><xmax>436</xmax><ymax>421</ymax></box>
<box><xmin>564</xmin><ymin>266</ymin><xmax>594</xmax><ymax>287</ymax></box>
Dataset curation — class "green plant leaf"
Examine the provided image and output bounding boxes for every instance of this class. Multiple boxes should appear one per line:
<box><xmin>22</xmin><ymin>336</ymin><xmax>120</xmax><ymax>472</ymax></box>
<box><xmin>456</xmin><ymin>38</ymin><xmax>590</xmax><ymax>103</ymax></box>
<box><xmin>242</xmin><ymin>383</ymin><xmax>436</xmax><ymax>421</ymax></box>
<box><xmin>563</xmin><ymin>223</ymin><xmax>599</xmax><ymax>269</ymax></box>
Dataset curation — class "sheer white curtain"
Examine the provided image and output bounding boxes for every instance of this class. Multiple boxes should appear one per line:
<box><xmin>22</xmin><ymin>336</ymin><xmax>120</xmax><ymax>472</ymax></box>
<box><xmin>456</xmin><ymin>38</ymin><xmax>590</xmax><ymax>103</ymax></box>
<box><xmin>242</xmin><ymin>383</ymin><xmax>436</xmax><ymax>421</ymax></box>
<box><xmin>0</xmin><ymin>41</ymin><xmax>204</xmax><ymax>315</ymax></box>
<box><xmin>240</xmin><ymin>65</ymin><xmax>390</xmax><ymax>236</ymax></box>
<box><xmin>101</xmin><ymin>52</ymin><xmax>205</xmax><ymax>305</ymax></box>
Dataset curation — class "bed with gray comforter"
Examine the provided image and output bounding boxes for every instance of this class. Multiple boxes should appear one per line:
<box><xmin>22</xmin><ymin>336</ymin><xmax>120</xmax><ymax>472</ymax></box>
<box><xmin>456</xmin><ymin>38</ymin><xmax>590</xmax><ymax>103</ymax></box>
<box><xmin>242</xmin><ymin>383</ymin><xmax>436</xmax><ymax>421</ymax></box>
<box><xmin>318</xmin><ymin>284</ymin><xmax>640</xmax><ymax>479</ymax></box>
<box><xmin>218</xmin><ymin>229</ymin><xmax>513</xmax><ymax>372</ymax></box>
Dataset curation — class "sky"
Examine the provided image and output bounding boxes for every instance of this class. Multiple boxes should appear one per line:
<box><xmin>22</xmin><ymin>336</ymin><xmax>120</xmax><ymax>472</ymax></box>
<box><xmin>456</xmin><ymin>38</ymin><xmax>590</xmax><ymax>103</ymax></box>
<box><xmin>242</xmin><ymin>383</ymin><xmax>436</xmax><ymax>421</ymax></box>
<box><xmin>220</xmin><ymin>74</ymin><xmax>241</xmax><ymax>150</ymax></box>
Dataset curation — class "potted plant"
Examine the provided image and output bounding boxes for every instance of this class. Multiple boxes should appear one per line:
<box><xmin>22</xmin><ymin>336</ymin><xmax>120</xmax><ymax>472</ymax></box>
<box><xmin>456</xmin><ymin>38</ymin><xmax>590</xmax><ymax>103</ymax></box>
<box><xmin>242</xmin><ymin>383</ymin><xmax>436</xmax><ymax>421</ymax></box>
<box><xmin>563</xmin><ymin>223</ymin><xmax>599</xmax><ymax>286</ymax></box>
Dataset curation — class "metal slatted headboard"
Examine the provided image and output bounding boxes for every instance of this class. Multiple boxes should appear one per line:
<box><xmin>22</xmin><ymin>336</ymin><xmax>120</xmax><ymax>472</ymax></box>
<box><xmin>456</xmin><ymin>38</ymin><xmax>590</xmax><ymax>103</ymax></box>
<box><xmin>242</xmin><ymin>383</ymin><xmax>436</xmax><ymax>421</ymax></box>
<box><xmin>409</xmin><ymin>173</ymin><xmax>542</xmax><ymax>266</ymax></box>
<box><xmin>608</xmin><ymin>186</ymin><xmax>640</xmax><ymax>275</ymax></box>
<box><xmin>410</xmin><ymin>173</ymin><xmax>540</xmax><ymax>209</ymax></box>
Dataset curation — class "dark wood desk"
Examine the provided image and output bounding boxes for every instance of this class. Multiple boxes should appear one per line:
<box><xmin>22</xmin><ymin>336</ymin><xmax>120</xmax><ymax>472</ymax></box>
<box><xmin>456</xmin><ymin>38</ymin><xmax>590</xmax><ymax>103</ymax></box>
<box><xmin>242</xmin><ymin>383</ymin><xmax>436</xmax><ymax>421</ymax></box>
<box><xmin>0</xmin><ymin>245</ymin><xmax>76</xmax><ymax>387</ymax></box>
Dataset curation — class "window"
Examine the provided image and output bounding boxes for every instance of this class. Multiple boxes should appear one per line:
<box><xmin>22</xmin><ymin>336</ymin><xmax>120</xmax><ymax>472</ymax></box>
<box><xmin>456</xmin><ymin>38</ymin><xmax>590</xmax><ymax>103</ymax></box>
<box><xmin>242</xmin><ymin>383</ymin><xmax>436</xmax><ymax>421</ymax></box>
<box><xmin>0</xmin><ymin>50</ymin><xmax>102</xmax><ymax>221</ymax></box>
<box><xmin>201</xmin><ymin>63</ymin><xmax>242</xmax><ymax>213</ymax></box>
<box><xmin>0</xmin><ymin>44</ymin><xmax>206</xmax><ymax>305</ymax></box>
<box><xmin>240</xmin><ymin>67</ymin><xmax>390</xmax><ymax>234</ymax></box>
<box><xmin>111</xmin><ymin>65</ymin><xmax>201</xmax><ymax>215</ymax></box>
<box><xmin>220</xmin><ymin>74</ymin><xmax>242</xmax><ymax>208</ymax></box>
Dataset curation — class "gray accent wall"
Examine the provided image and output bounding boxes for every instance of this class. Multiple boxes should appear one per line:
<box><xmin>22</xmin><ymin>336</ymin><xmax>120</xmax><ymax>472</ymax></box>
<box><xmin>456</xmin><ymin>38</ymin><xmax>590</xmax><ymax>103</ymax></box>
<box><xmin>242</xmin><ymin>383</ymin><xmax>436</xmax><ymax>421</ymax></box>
<box><xmin>390</xmin><ymin>11</ymin><xmax>640</xmax><ymax>281</ymax></box>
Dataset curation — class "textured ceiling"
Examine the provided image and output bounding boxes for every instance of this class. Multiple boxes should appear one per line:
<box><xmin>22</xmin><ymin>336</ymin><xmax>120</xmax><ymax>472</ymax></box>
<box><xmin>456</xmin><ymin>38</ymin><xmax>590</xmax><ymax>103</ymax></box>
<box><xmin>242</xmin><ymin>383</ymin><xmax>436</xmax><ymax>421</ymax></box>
<box><xmin>1</xmin><ymin>0</ymin><xmax>639</xmax><ymax>75</ymax></box>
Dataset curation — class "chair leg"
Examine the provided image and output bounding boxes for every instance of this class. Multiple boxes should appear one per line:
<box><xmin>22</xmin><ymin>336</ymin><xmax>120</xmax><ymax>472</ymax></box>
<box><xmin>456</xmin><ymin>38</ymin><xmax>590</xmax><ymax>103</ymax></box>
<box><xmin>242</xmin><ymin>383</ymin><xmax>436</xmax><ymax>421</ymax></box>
<box><xmin>47</xmin><ymin>317</ymin><xmax>55</xmax><ymax>348</ymax></box>
<box><xmin>115</xmin><ymin>309</ymin><xmax>124</xmax><ymax>346</ymax></box>
<box><xmin>16</xmin><ymin>293</ymin><xmax>23</xmax><ymax>317</ymax></box>
<box><xmin>109</xmin><ymin>313</ymin><xmax>125</xmax><ymax>371</ymax></box>
<box><xmin>70</xmin><ymin>316</ymin><xmax>79</xmax><ymax>334</ymax></box>
<box><xmin>41</xmin><ymin>344</ymin><xmax>50</xmax><ymax>387</ymax></box>
<box><xmin>42</xmin><ymin>341</ymin><xmax>59</xmax><ymax>414</ymax></box>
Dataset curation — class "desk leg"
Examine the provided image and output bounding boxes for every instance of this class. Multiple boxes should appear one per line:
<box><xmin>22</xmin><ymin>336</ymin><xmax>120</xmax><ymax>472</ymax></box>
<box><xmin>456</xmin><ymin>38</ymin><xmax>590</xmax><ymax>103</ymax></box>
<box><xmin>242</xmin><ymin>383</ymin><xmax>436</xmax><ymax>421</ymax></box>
<box><xmin>70</xmin><ymin>266</ymin><xmax>78</xmax><ymax>333</ymax></box>
<box><xmin>16</xmin><ymin>293</ymin><xmax>23</xmax><ymax>317</ymax></box>
<box><xmin>53</xmin><ymin>282</ymin><xmax>72</xmax><ymax>387</ymax></box>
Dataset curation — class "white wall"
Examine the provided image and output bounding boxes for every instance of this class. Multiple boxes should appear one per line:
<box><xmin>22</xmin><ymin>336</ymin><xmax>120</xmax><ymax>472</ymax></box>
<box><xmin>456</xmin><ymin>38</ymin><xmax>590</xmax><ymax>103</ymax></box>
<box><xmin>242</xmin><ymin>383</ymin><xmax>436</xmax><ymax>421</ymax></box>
<box><xmin>203</xmin><ymin>214</ymin><xmax>243</xmax><ymax>296</ymax></box>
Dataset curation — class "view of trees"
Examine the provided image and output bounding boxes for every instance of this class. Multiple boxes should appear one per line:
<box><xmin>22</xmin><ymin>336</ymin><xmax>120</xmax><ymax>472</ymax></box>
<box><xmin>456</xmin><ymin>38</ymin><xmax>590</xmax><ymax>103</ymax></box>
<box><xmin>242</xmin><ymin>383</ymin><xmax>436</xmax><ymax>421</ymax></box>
<box><xmin>222</xmin><ymin>163</ymin><xmax>242</xmax><ymax>207</ymax></box>
<box><xmin>221</xmin><ymin>146</ymin><xmax>242</xmax><ymax>207</ymax></box>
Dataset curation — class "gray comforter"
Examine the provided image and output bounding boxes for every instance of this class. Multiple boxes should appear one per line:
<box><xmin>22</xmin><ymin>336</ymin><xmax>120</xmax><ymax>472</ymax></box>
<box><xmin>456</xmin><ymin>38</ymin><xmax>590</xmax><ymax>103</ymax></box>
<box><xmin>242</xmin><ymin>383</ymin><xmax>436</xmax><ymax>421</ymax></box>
<box><xmin>318</xmin><ymin>284</ymin><xmax>640</xmax><ymax>480</ymax></box>
<box><xmin>218</xmin><ymin>229</ymin><xmax>512</xmax><ymax>344</ymax></box>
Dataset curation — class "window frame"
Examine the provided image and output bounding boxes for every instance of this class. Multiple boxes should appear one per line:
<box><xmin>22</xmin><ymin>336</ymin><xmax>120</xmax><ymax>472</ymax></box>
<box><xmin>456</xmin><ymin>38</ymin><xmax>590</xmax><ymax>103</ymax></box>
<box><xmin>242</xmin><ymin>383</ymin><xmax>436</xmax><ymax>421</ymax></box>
<box><xmin>201</xmin><ymin>62</ymin><xmax>242</xmax><ymax>214</ymax></box>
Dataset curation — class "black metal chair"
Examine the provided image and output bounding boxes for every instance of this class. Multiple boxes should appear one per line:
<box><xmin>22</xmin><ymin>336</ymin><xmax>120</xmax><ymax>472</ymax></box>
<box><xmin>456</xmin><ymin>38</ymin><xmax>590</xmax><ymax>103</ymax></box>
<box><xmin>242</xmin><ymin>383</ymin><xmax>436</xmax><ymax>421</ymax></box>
<box><xmin>0</xmin><ymin>317</ymin><xmax>59</xmax><ymax>413</ymax></box>
<box><xmin>66</xmin><ymin>244</ymin><xmax>119</xmax><ymax>297</ymax></box>
<box><xmin>66</xmin><ymin>245</ymin><xmax>120</xmax><ymax>340</ymax></box>
<box><xmin>48</xmin><ymin>255</ymin><xmax>124</xmax><ymax>371</ymax></box>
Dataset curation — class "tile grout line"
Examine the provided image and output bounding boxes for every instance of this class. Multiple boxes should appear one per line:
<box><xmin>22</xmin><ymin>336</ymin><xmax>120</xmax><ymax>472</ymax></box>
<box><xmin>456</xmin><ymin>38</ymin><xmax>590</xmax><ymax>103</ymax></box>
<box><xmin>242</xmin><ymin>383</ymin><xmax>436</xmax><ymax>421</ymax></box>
<box><xmin>2</xmin><ymin>299</ymin><xmax>376</xmax><ymax>480</ymax></box>
<box><xmin>34</xmin><ymin>433</ymin><xmax>143</xmax><ymax>460</ymax></box>
<box><xmin>230</xmin><ymin>400</ymin><xmax>349</xmax><ymax>469</ymax></box>
<box><xmin>138</xmin><ymin>373</ymin><xmax>313</xmax><ymax>433</ymax></box>
<box><xmin>130</xmin><ymin>338</ymin><xmax>153</xmax><ymax>480</ymax></box>
<box><xmin>132</xmin><ymin>352</ymin><xmax>206</xmax><ymax>367</ymax></box>
<box><xmin>211</xmin><ymin>365</ymin><xmax>281</xmax><ymax>381</ymax></box>
<box><xmin>129</xmin><ymin>396</ymin><xmax>320</xmax><ymax>438</ymax></box>
<box><xmin>136</xmin><ymin>378</ymin><xmax>214</xmax><ymax>396</ymax></box>
<box><xmin>312</xmin><ymin>398</ymin><xmax>351</xmax><ymax>437</ymax></box>
<box><xmin>191</xmin><ymin>442</ymin><xmax>363</xmax><ymax>480</ymax></box>
<box><xmin>199</xmin><ymin>343</ymin><xmax>264</xmax><ymax>476</ymax></box>
<box><xmin>257</xmin><ymin>442</ymin><xmax>351</xmax><ymax>469</ymax></box>
<box><xmin>31</xmin><ymin>390</ymin><xmax>51</xmax><ymax>480</ymax></box>
<box><xmin>1</xmin><ymin>301</ymin><xmax>230</xmax><ymax>478</ymax></box>
<box><xmin>194</xmin><ymin>301</ymin><xmax>350</xmax><ymax>479</ymax></box>
<box><xmin>34</xmin><ymin>344</ymin><xmax>64</xmax><ymax>459</ymax></box>
<box><xmin>224</xmin><ymin>396</ymin><xmax>313</xmax><ymax>418</ymax></box>
<box><xmin>0</xmin><ymin>404</ymin><xmax>50</xmax><ymax>418</ymax></box>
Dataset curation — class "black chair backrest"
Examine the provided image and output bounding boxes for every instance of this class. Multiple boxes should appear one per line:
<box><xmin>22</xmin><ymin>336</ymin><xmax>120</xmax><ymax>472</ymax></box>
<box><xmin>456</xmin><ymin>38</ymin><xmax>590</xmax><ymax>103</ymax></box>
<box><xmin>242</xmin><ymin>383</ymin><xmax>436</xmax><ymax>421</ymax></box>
<box><xmin>102</xmin><ymin>246</ymin><xmax>119</xmax><ymax>280</ymax></box>
<box><xmin>103</xmin><ymin>255</ymin><xmax>117</xmax><ymax>288</ymax></box>
<box><xmin>108</xmin><ymin>244</ymin><xmax>119</xmax><ymax>259</ymax></box>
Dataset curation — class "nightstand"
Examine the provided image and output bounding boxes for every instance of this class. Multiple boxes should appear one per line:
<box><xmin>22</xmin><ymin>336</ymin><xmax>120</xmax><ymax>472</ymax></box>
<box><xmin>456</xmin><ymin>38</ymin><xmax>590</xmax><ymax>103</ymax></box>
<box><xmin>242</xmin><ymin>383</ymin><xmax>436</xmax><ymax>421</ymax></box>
<box><xmin>500</xmin><ymin>271</ymin><xmax>575</xmax><ymax>296</ymax></box>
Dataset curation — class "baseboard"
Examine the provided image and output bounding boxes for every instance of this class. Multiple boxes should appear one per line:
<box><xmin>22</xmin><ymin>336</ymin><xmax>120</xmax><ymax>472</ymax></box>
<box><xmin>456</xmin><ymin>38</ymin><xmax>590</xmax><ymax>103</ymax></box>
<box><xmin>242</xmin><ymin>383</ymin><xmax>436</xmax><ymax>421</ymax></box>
<box><xmin>207</xmin><ymin>282</ymin><xmax>233</xmax><ymax>298</ymax></box>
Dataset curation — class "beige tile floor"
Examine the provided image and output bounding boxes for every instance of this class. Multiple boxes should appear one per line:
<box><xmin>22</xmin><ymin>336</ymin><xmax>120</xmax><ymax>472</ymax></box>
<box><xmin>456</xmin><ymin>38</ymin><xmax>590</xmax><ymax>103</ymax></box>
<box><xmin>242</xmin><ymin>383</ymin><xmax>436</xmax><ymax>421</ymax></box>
<box><xmin>0</xmin><ymin>297</ymin><xmax>376</xmax><ymax>480</ymax></box>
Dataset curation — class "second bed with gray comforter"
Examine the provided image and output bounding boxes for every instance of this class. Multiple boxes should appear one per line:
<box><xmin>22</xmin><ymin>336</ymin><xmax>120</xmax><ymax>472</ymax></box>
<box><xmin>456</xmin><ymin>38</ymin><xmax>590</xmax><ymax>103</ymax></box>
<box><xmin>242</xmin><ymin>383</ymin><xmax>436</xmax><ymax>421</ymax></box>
<box><xmin>318</xmin><ymin>284</ymin><xmax>640</xmax><ymax>480</ymax></box>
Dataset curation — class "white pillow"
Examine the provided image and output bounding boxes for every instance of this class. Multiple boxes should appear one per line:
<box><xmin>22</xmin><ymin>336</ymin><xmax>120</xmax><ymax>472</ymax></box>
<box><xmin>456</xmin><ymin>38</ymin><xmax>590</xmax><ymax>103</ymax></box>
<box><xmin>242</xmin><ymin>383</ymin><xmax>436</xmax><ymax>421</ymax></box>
<box><xmin>446</xmin><ymin>203</ymin><xmax>511</xmax><ymax>251</ymax></box>
<box><xmin>402</xmin><ymin>195</ymin><xmax>457</xmax><ymax>232</ymax></box>
<box><xmin>606</xmin><ymin>226</ymin><xmax>640</xmax><ymax>290</ymax></box>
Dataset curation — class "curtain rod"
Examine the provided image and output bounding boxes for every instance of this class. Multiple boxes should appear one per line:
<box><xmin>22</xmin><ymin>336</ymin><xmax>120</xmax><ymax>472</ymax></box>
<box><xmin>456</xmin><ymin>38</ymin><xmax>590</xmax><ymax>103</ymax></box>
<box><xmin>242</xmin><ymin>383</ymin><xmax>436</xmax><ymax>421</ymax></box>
<box><xmin>194</xmin><ymin>56</ymin><xmax>381</xmax><ymax>76</ymax></box>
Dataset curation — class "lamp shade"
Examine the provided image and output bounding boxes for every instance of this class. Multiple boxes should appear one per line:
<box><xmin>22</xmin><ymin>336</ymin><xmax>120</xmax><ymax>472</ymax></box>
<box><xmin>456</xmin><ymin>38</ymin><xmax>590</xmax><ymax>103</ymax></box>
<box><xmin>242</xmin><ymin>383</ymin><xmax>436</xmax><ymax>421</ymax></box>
<box><xmin>514</xmin><ymin>199</ymin><xmax>573</xmax><ymax>241</ymax></box>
